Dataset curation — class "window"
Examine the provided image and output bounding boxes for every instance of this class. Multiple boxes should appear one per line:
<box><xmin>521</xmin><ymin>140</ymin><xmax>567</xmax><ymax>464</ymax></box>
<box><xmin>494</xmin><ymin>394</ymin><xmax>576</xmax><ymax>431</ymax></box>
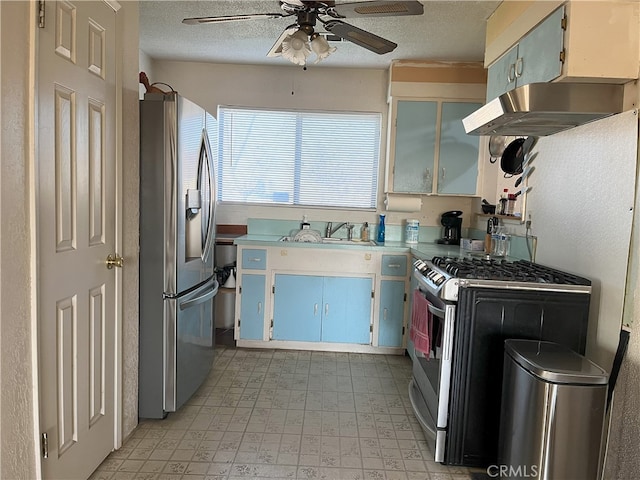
<box><xmin>216</xmin><ymin>107</ymin><xmax>381</xmax><ymax>209</ymax></box>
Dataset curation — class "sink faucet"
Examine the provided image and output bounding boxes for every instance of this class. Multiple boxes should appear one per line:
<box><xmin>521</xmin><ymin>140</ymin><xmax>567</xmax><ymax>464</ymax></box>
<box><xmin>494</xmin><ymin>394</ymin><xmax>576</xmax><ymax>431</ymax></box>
<box><xmin>325</xmin><ymin>221</ymin><xmax>349</xmax><ymax>238</ymax></box>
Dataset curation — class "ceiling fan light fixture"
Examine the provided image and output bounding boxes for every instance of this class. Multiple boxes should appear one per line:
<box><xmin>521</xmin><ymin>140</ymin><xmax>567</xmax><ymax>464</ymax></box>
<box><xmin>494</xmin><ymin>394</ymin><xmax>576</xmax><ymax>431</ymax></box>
<box><xmin>310</xmin><ymin>33</ymin><xmax>337</xmax><ymax>63</ymax></box>
<box><xmin>281</xmin><ymin>29</ymin><xmax>311</xmax><ymax>66</ymax></box>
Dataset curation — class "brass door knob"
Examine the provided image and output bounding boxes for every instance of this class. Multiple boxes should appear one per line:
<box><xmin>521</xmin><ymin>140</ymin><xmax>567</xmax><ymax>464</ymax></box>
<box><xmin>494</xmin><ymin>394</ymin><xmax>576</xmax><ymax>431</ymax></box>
<box><xmin>106</xmin><ymin>253</ymin><xmax>124</xmax><ymax>269</ymax></box>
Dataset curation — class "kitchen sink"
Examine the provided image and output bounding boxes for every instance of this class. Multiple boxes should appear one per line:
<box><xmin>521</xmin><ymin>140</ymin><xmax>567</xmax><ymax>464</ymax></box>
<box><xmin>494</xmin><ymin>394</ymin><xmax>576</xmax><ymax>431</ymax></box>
<box><xmin>279</xmin><ymin>236</ymin><xmax>376</xmax><ymax>246</ymax></box>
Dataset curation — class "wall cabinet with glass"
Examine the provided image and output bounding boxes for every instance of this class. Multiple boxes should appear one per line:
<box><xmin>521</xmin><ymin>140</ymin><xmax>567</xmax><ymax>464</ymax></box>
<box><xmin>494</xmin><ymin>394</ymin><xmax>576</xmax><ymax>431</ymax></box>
<box><xmin>387</xmin><ymin>99</ymin><xmax>482</xmax><ymax>196</ymax></box>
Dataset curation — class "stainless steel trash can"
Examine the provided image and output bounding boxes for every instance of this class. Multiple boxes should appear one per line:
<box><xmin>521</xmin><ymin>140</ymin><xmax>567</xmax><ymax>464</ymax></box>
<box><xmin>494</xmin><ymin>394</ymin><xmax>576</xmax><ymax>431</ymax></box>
<box><xmin>498</xmin><ymin>339</ymin><xmax>608</xmax><ymax>480</ymax></box>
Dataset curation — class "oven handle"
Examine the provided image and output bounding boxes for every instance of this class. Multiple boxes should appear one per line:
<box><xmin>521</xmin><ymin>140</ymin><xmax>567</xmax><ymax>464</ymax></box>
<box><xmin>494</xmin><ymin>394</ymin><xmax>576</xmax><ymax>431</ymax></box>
<box><xmin>427</xmin><ymin>303</ymin><xmax>445</xmax><ymax>318</ymax></box>
<box><xmin>408</xmin><ymin>379</ymin><xmax>437</xmax><ymax>437</ymax></box>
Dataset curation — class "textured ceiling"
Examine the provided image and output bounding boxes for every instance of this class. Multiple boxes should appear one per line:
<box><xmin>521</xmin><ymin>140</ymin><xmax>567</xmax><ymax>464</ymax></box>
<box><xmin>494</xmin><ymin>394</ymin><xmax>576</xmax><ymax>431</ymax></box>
<box><xmin>139</xmin><ymin>1</ymin><xmax>501</xmax><ymax>69</ymax></box>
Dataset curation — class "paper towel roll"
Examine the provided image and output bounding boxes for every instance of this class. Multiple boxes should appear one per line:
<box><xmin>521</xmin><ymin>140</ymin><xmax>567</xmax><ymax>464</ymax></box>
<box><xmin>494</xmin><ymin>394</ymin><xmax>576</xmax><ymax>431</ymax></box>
<box><xmin>384</xmin><ymin>195</ymin><xmax>422</xmax><ymax>212</ymax></box>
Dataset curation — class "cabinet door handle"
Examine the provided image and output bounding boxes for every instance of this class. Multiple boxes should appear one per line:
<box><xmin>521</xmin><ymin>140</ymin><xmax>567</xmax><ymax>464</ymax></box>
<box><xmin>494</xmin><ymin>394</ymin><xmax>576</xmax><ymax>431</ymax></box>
<box><xmin>250</xmin><ymin>258</ymin><xmax>262</xmax><ymax>262</ymax></box>
<box><xmin>383</xmin><ymin>308</ymin><xmax>388</xmax><ymax>321</ymax></box>
<box><xmin>257</xmin><ymin>302</ymin><xmax>262</xmax><ymax>314</ymax></box>
<box><xmin>325</xmin><ymin>303</ymin><xmax>329</xmax><ymax>316</ymax></box>
<box><xmin>441</xmin><ymin>167</ymin><xmax>446</xmax><ymax>180</ymax></box>
<box><xmin>507</xmin><ymin>63</ymin><xmax>516</xmax><ymax>83</ymax></box>
<box><xmin>314</xmin><ymin>303</ymin><xmax>318</xmax><ymax>316</ymax></box>
<box><xmin>387</xmin><ymin>264</ymin><xmax>400</xmax><ymax>268</ymax></box>
<box><xmin>514</xmin><ymin>57</ymin><xmax>523</xmax><ymax>78</ymax></box>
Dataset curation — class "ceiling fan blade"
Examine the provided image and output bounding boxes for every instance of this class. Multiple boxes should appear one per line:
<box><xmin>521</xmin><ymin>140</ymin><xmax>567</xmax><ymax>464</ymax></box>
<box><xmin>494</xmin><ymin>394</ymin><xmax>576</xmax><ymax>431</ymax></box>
<box><xmin>323</xmin><ymin>20</ymin><xmax>397</xmax><ymax>54</ymax></box>
<box><xmin>330</xmin><ymin>1</ymin><xmax>424</xmax><ymax>18</ymax></box>
<box><xmin>182</xmin><ymin>13</ymin><xmax>288</xmax><ymax>25</ymax></box>
<box><xmin>266</xmin><ymin>25</ymin><xmax>299</xmax><ymax>58</ymax></box>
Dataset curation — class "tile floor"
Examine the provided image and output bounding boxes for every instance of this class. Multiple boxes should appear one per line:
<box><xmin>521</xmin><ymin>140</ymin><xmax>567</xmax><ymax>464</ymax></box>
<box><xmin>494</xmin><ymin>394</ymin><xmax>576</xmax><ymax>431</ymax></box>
<box><xmin>91</xmin><ymin>345</ymin><xmax>482</xmax><ymax>480</ymax></box>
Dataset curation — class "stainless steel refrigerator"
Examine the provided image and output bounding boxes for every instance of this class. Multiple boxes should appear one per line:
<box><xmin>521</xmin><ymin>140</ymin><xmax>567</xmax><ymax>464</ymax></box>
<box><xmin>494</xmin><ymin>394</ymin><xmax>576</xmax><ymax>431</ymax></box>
<box><xmin>139</xmin><ymin>92</ymin><xmax>218</xmax><ymax>419</ymax></box>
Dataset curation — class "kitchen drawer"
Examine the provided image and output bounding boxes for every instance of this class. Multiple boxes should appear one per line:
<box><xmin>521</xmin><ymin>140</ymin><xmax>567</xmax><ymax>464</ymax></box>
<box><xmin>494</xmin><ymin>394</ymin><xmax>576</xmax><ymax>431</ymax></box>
<box><xmin>241</xmin><ymin>249</ymin><xmax>267</xmax><ymax>270</ymax></box>
<box><xmin>381</xmin><ymin>255</ymin><xmax>407</xmax><ymax>277</ymax></box>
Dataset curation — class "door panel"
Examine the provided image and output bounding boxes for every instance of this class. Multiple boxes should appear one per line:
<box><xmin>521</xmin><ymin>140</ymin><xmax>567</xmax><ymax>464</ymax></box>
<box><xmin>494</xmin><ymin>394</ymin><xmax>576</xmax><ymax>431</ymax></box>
<box><xmin>273</xmin><ymin>274</ymin><xmax>323</xmax><ymax>342</ymax></box>
<box><xmin>392</xmin><ymin>100</ymin><xmax>437</xmax><ymax>193</ymax></box>
<box><xmin>322</xmin><ymin>277</ymin><xmax>372</xmax><ymax>344</ymax></box>
<box><xmin>378</xmin><ymin>280</ymin><xmax>406</xmax><ymax>347</ymax></box>
<box><xmin>174</xmin><ymin>279</ymin><xmax>217</xmax><ymax>411</ymax></box>
<box><xmin>239</xmin><ymin>274</ymin><xmax>266</xmax><ymax>340</ymax></box>
<box><xmin>38</xmin><ymin>1</ymin><xmax>118</xmax><ymax>478</ymax></box>
<box><xmin>438</xmin><ymin>102</ymin><xmax>481</xmax><ymax>195</ymax></box>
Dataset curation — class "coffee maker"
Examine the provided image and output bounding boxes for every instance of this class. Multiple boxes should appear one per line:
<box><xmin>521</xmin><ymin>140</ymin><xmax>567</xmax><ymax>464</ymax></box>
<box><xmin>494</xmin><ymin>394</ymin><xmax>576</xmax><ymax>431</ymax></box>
<box><xmin>437</xmin><ymin>210</ymin><xmax>463</xmax><ymax>245</ymax></box>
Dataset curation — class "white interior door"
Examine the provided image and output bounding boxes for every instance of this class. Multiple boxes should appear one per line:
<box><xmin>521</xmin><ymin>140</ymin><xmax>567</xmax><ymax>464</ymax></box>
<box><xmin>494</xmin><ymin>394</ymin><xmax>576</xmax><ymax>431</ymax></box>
<box><xmin>37</xmin><ymin>1</ymin><xmax>120</xmax><ymax>478</ymax></box>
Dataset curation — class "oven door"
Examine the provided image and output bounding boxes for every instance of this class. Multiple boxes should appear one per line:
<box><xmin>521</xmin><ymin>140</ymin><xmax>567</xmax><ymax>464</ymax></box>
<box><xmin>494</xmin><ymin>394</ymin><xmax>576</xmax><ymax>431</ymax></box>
<box><xmin>408</xmin><ymin>286</ymin><xmax>456</xmax><ymax>463</ymax></box>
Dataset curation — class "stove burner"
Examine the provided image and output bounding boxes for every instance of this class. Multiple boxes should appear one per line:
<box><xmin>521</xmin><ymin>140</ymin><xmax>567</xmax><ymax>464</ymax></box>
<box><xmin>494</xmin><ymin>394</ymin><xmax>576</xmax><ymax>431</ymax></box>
<box><xmin>429</xmin><ymin>256</ymin><xmax>590</xmax><ymax>286</ymax></box>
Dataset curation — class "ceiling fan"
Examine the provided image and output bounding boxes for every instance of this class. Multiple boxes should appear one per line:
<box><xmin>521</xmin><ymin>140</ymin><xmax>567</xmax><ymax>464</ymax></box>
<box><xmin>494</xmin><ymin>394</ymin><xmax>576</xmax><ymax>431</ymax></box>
<box><xmin>182</xmin><ymin>1</ymin><xmax>424</xmax><ymax>66</ymax></box>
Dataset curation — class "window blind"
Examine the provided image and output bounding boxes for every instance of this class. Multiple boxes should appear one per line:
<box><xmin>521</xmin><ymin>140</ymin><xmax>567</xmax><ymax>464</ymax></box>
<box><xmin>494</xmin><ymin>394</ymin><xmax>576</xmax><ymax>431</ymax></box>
<box><xmin>217</xmin><ymin>107</ymin><xmax>380</xmax><ymax>209</ymax></box>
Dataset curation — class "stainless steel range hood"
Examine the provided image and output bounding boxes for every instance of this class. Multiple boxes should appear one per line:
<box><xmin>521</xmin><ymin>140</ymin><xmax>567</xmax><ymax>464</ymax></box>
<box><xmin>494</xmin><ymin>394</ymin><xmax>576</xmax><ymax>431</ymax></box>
<box><xmin>462</xmin><ymin>82</ymin><xmax>625</xmax><ymax>136</ymax></box>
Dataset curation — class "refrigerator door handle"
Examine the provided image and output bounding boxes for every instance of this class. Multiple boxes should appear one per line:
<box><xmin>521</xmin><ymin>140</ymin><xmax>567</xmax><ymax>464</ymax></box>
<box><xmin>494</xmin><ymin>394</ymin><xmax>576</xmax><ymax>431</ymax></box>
<box><xmin>179</xmin><ymin>282</ymin><xmax>219</xmax><ymax>310</ymax></box>
<box><xmin>199</xmin><ymin>128</ymin><xmax>216</xmax><ymax>264</ymax></box>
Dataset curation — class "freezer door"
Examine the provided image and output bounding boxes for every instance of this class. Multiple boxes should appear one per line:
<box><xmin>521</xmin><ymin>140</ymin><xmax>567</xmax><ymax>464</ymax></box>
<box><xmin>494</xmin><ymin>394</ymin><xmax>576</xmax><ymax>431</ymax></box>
<box><xmin>168</xmin><ymin>95</ymin><xmax>216</xmax><ymax>295</ymax></box>
<box><xmin>164</xmin><ymin>278</ymin><xmax>218</xmax><ymax>412</ymax></box>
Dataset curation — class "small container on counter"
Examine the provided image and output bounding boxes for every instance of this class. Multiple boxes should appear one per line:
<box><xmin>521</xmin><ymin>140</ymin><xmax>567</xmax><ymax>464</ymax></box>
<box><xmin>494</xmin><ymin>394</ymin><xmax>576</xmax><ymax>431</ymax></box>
<box><xmin>361</xmin><ymin>222</ymin><xmax>370</xmax><ymax>242</ymax></box>
<box><xmin>492</xmin><ymin>232</ymin><xmax>511</xmax><ymax>257</ymax></box>
<box><xmin>405</xmin><ymin>219</ymin><xmax>419</xmax><ymax>244</ymax></box>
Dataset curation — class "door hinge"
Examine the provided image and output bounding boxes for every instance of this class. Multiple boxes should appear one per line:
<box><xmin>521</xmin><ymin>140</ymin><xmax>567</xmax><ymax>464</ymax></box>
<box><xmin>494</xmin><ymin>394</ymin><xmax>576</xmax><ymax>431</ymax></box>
<box><xmin>41</xmin><ymin>432</ymin><xmax>49</xmax><ymax>458</ymax></box>
<box><xmin>270</xmin><ymin>319</ymin><xmax>274</xmax><ymax>328</ymax></box>
<box><xmin>404</xmin><ymin>293</ymin><xmax>407</xmax><ymax>302</ymax></box>
<box><xmin>272</xmin><ymin>285</ymin><xmax>275</xmax><ymax>294</ymax></box>
<box><xmin>38</xmin><ymin>1</ymin><xmax>46</xmax><ymax>28</ymax></box>
<box><xmin>370</xmin><ymin>325</ymin><xmax>373</xmax><ymax>333</ymax></box>
<box><xmin>371</xmin><ymin>291</ymin><xmax>375</xmax><ymax>299</ymax></box>
<box><xmin>561</xmin><ymin>15</ymin><xmax>567</xmax><ymax>30</ymax></box>
<box><xmin>402</xmin><ymin>326</ymin><xmax>406</xmax><ymax>335</ymax></box>
<box><xmin>559</xmin><ymin>49</ymin><xmax>566</xmax><ymax>63</ymax></box>
<box><xmin>239</xmin><ymin>286</ymin><xmax>242</xmax><ymax>294</ymax></box>
<box><xmin>238</xmin><ymin>319</ymin><xmax>241</xmax><ymax>327</ymax></box>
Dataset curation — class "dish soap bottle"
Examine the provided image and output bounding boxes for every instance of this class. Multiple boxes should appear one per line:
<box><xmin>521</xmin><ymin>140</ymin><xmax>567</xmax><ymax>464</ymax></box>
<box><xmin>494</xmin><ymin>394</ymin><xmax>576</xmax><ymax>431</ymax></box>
<box><xmin>377</xmin><ymin>214</ymin><xmax>386</xmax><ymax>243</ymax></box>
<box><xmin>361</xmin><ymin>222</ymin><xmax>370</xmax><ymax>242</ymax></box>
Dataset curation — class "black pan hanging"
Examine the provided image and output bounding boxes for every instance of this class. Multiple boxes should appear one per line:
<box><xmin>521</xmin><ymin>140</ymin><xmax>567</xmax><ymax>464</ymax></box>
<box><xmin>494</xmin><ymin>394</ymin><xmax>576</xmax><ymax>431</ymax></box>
<box><xmin>500</xmin><ymin>138</ymin><xmax>526</xmax><ymax>176</ymax></box>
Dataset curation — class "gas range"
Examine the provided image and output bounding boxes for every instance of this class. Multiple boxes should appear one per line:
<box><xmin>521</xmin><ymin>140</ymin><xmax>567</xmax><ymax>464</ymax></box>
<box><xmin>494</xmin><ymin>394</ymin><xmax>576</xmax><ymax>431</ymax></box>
<box><xmin>413</xmin><ymin>256</ymin><xmax>592</xmax><ymax>302</ymax></box>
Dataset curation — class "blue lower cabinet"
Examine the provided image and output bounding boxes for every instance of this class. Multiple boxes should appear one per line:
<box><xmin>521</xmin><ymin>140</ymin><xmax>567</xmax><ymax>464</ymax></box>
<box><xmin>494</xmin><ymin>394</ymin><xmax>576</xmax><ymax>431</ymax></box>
<box><xmin>378</xmin><ymin>280</ymin><xmax>406</xmax><ymax>347</ymax></box>
<box><xmin>273</xmin><ymin>274</ymin><xmax>372</xmax><ymax>345</ymax></box>
<box><xmin>273</xmin><ymin>274</ymin><xmax>323</xmax><ymax>342</ymax></box>
<box><xmin>239</xmin><ymin>274</ymin><xmax>266</xmax><ymax>340</ymax></box>
<box><xmin>322</xmin><ymin>277</ymin><xmax>372</xmax><ymax>344</ymax></box>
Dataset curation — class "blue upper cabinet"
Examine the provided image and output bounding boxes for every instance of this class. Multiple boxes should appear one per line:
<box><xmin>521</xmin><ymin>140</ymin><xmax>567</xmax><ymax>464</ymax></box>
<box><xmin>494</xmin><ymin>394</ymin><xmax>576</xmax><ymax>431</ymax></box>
<box><xmin>438</xmin><ymin>102</ymin><xmax>481</xmax><ymax>195</ymax></box>
<box><xmin>389</xmin><ymin>98</ymin><xmax>481</xmax><ymax>196</ymax></box>
<box><xmin>486</xmin><ymin>7</ymin><xmax>565</xmax><ymax>102</ymax></box>
<box><xmin>392</xmin><ymin>100</ymin><xmax>437</xmax><ymax>194</ymax></box>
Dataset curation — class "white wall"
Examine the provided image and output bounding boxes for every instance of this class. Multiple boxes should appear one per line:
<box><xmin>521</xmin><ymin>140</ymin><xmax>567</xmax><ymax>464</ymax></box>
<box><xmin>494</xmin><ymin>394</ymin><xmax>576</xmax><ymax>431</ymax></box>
<box><xmin>0</xmin><ymin>2</ymin><xmax>37</xmax><ymax>479</ymax></box>
<box><xmin>119</xmin><ymin>1</ymin><xmax>141</xmax><ymax>441</ymax></box>
<box><xmin>526</xmin><ymin>111</ymin><xmax>637</xmax><ymax>369</ymax></box>
<box><xmin>148</xmin><ymin>60</ymin><xmax>474</xmax><ymax>228</ymax></box>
